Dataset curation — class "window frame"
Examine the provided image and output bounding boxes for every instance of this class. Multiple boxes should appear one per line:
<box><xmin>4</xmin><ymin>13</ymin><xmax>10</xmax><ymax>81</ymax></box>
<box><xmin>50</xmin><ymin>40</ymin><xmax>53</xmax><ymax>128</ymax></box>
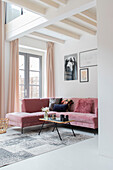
<box><xmin>19</xmin><ymin>52</ymin><xmax>42</xmax><ymax>99</ymax></box>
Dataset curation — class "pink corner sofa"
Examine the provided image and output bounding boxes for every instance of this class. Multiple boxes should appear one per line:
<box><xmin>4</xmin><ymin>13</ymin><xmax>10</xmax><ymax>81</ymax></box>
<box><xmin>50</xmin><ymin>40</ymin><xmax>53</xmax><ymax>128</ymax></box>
<box><xmin>6</xmin><ymin>98</ymin><xmax>98</xmax><ymax>133</ymax></box>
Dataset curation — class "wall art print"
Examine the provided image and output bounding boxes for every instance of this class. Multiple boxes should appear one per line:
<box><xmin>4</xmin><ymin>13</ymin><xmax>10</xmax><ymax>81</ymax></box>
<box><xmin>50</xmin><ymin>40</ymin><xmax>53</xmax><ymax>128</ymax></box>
<box><xmin>64</xmin><ymin>53</ymin><xmax>78</xmax><ymax>81</ymax></box>
<box><xmin>79</xmin><ymin>49</ymin><xmax>98</xmax><ymax>68</ymax></box>
<box><xmin>80</xmin><ymin>68</ymin><xmax>89</xmax><ymax>83</ymax></box>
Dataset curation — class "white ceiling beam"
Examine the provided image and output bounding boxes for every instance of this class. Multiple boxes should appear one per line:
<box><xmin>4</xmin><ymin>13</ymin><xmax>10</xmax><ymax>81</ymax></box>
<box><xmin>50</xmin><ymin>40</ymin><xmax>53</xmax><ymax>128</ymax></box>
<box><xmin>74</xmin><ymin>14</ymin><xmax>97</xmax><ymax>27</ymax></box>
<box><xmin>40</xmin><ymin>0</ymin><xmax>60</xmax><ymax>8</ymax></box>
<box><xmin>46</xmin><ymin>25</ymin><xmax>80</xmax><ymax>40</ymax></box>
<box><xmin>52</xmin><ymin>0</ymin><xmax>68</xmax><ymax>5</ymax></box>
<box><xmin>61</xmin><ymin>18</ymin><xmax>96</xmax><ymax>35</ymax></box>
<box><xmin>81</xmin><ymin>9</ymin><xmax>97</xmax><ymax>21</ymax></box>
<box><xmin>3</xmin><ymin>0</ymin><xmax>47</xmax><ymax>15</ymax></box>
<box><xmin>28</xmin><ymin>32</ymin><xmax>65</xmax><ymax>44</ymax></box>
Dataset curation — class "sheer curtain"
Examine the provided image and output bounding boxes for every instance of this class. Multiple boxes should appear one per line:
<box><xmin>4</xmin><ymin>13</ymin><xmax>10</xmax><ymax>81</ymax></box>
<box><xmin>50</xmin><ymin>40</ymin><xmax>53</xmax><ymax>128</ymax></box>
<box><xmin>0</xmin><ymin>0</ymin><xmax>5</xmax><ymax>118</ymax></box>
<box><xmin>7</xmin><ymin>39</ymin><xmax>19</xmax><ymax>113</ymax></box>
<box><xmin>46</xmin><ymin>42</ymin><xmax>55</xmax><ymax>97</ymax></box>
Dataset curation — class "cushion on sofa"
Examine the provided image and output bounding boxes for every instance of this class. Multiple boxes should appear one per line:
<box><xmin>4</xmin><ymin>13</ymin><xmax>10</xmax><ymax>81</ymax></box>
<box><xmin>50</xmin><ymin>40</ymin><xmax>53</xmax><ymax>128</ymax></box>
<box><xmin>74</xmin><ymin>99</ymin><xmax>94</xmax><ymax>113</ymax></box>
<box><xmin>53</xmin><ymin>104</ymin><xmax>68</xmax><ymax>112</ymax></box>
<box><xmin>49</xmin><ymin>98</ymin><xmax>62</xmax><ymax>111</ymax></box>
<box><xmin>61</xmin><ymin>99</ymin><xmax>73</xmax><ymax>111</ymax></box>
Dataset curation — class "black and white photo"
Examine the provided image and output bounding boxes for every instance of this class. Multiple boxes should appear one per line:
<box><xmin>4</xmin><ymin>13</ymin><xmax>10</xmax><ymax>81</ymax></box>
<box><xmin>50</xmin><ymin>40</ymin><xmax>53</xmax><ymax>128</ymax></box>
<box><xmin>64</xmin><ymin>53</ymin><xmax>78</xmax><ymax>81</ymax></box>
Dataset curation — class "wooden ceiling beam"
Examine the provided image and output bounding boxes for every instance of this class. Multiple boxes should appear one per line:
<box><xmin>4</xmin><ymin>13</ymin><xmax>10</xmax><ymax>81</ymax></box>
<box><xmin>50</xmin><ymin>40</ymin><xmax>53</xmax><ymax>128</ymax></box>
<box><xmin>40</xmin><ymin>0</ymin><xmax>60</xmax><ymax>8</ymax></box>
<box><xmin>28</xmin><ymin>32</ymin><xmax>65</xmax><ymax>44</ymax></box>
<box><xmin>46</xmin><ymin>25</ymin><xmax>80</xmax><ymax>40</ymax></box>
<box><xmin>52</xmin><ymin>0</ymin><xmax>68</xmax><ymax>5</ymax></box>
<box><xmin>61</xmin><ymin>18</ymin><xmax>96</xmax><ymax>35</ymax></box>
<box><xmin>74</xmin><ymin>14</ymin><xmax>97</xmax><ymax>27</ymax></box>
<box><xmin>81</xmin><ymin>9</ymin><xmax>97</xmax><ymax>21</ymax></box>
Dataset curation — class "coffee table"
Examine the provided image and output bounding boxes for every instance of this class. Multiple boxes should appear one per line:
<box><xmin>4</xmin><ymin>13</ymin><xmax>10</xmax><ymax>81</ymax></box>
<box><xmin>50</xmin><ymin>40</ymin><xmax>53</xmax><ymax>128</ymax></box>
<box><xmin>38</xmin><ymin>118</ymin><xmax>76</xmax><ymax>140</ymax></box>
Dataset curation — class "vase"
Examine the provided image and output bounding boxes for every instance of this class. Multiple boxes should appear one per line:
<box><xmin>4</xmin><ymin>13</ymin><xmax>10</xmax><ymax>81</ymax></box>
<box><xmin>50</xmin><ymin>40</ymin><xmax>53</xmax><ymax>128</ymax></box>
<box><xmin>44</xmin><ymin>111</ymin><xmax>48</xmax><ymax>120</ymax></box>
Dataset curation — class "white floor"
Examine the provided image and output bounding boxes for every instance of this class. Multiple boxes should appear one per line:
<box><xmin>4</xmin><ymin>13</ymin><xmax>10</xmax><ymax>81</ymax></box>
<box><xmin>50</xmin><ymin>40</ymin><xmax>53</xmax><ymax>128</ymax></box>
<box><xmin>1</xmin><ymin>129</ymin><xmax>113</xmax><ymax>170</ymax></box>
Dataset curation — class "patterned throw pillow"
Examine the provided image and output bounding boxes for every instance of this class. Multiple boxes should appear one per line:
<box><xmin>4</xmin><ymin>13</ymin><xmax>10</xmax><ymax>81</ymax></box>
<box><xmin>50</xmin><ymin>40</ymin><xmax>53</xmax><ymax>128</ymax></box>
<box><xmin>74</xmin><ymin>99</ymin><xmax>93</xmax><ymax>113</ymax></box>
<box><xmin>61</xmin><ymin>99</ymin><xmax>74</xmax><ymax>111</ymax></box>
<box><xmin>49</xmin><ymin>98</ymin><xmax>62</xmax><ymax>111</ymax></box>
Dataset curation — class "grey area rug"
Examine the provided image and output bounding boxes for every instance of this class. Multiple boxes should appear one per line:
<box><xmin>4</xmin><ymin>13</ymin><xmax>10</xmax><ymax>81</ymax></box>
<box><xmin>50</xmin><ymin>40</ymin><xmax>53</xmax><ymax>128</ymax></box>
<box><xmin>0</xmin><ymin>127</ymin><xmax>92</xmax><ymax>168</ymax></box>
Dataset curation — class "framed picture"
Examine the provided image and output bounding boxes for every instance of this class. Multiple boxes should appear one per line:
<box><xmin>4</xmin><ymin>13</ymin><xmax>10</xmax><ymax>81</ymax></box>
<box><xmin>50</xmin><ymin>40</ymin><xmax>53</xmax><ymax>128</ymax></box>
<box><xmin>80</xmin><ymin>68</ymin><xmax>89</xmax><ymax>83</ymax></box>
<box><xmin>79</xmin><ymin>49</ymin><xmax>98</xmax><ymax>68</ymax></box>
<box><xmin>64</xmin><ymin>53</ymin><xmax>78</xmax><ymax>81</ymax></box>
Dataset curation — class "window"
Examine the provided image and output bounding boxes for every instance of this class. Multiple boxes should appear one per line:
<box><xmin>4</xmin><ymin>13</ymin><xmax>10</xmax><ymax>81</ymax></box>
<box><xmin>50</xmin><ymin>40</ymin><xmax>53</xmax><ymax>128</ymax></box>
<box><xmin>5</xmin><ymin>2</ymin><xmax>40</xmax><ymax>24</ymax></box>
<box><xmin>19</xmin><ymin>53</ymin><xmax>42</xmax><ymax>108</ymax></box>
<box><xmin>6</xmin><ymin>3</ymin><xmax>23</xmax><ymax>24</ymax></box>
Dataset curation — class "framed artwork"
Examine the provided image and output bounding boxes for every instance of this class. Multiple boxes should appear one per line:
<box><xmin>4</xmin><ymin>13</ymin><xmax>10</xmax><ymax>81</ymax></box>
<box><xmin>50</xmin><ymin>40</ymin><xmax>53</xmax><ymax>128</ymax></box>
<box><xmin>64</xmin><ymin>53</ymin><xmax>78</xmax><ymax>81</ymax></box>
<box><xmin>79</xmin><ymin>49</ymin><xmax>98</xmax><ymax>68</ymax></box>
<box><xmin>80</xmin><ymin>68</ymin><xmax>89</xmax><ymax>83</ymax></box>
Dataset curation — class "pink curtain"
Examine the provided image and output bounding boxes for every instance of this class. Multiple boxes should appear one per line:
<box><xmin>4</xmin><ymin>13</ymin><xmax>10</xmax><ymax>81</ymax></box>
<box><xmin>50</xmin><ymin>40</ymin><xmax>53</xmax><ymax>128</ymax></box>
<box><xmin>46</xmin><ymin>42</ymin><xmax>55</xmax><ymax>97</ymax></box>
<box><xmin>7</xmin><ymin>39</ymin><xmax>19</xmax><ymax>113</ymax></box>
<box><xmin>0</xmin><ymin>0</ymin><xmax>5</xmax><ymax>118</ymax></box>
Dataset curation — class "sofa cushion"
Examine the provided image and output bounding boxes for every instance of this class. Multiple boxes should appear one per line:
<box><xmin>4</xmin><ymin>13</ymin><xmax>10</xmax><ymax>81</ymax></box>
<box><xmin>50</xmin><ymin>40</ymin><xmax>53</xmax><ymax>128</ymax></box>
<box><xmin>74</xmin><ymin>99</ymin><xmax>94</xmax><ymax>113</ymax></box>
<box><xmin>22</xmin><ymin>99</ymin><xmax>42</xmax><ymax>113</ymax></box>
<box><xmin>49</xmin><ymin>98</ymin><xmax>62</xmax><ymax>111</ymax></box>
<box><xmin>53</xmin><ymin>104</ymin><xmax>68</xmax><ymax>112</ymax></box>
<box><xmin>61</xmin><ymin>99</ymin><xmax>73</xmax><ymax>111</ymax></box>
<box><xmin>56</xmin><ymin>112</ymin><xmax>97</xmax><ymax>124</ymax></box>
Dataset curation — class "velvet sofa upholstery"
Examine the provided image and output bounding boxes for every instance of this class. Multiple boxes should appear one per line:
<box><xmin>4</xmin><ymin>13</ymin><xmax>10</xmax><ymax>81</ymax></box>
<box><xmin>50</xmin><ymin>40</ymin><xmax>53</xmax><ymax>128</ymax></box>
<box><xmin>6</xmin><ymin>98</ymin><xmax>98</xmax><ymax>133</ymax></box>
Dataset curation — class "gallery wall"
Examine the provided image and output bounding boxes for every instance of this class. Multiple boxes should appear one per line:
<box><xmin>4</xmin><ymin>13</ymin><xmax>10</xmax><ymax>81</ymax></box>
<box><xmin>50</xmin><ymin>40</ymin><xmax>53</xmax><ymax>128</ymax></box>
<box><xmin>54</xmin><ymin>35</ymin><xmax>98</xmax><ymax>98</ymax></box>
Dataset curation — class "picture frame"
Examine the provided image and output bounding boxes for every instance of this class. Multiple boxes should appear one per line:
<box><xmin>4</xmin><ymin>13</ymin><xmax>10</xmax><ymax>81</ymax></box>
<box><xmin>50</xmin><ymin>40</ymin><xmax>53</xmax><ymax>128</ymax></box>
<box><xmin>64</xmin><ymin>53</ymin><xmax>78</xmax><ymax>81</ymax></box>
<box><xmin>80</xmin><ymin>68</ymin><xmax>89</xmax><ymax>83</ymax></box>
<box><xmin>79</xmin><ymin>49</ymin><xmax>98</xmax><ymax>68</ymax></box>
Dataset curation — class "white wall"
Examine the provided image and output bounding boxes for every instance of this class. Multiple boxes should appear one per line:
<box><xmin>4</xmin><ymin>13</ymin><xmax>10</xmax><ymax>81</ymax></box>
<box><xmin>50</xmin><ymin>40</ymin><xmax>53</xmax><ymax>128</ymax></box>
<box><xmin>19</xmin><ymin>36</ymin><xmax>47</xmax><ymax>52</ymax></box>
<box><xmin>54</xmin><ymin>35</ymin><xmax>98</xmax><ymax>98</ymax></box>
<box><xmin>97</xmin><ymin>0</ymin><xmax>113</xmax><ymax>158</ymax></box>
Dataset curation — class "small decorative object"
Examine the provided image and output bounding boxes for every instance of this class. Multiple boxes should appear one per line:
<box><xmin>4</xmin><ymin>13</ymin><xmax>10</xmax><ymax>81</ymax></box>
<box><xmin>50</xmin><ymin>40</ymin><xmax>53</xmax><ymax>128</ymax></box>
<box><xmin>60</xmin><ymin>115</ymin><xmax>69</xmax><ymax>121</ymax></box>
<box><xmin>79</xmin><ymin>49</ymin><xmax>98</xmax><ymax>68</ymax></box>
<box><xmin>80</xmin><ymin>68</ymin><xmax>89</xmax><ymax>83</ymax></box>
<box><xmin>0</xmin><ymin>118</ymin><xmax>9</xmax><ymax>134</ymax></box>
<box><xmin>66</xmin><ymin>115</ymin><xmax>69</xmax><ymax>121</ymax></box>
<box><xmin>51</xmin><ymin>114</ymin><xmax>56</xmax><ymax>120</ymax></box>
<box><xmin>64</xmin><ymin>53</ymin><xmax>78</xmax><ymax>81</ymax></box>
<box><xmin>42</xmin><ymin>107</ymin><xmax>49</xmax><ymax>120</ymax></box>
<box><xmin>60</xmin><ymin>115</ymin><xmax>64</xmax><ymax>121</ymax></box>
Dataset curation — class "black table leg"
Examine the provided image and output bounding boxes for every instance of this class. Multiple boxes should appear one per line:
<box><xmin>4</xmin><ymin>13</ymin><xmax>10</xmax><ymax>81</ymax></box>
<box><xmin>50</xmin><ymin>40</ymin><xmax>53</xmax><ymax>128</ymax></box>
<box><xmin>21</xmin><ymin>128</ymin><xmax>24</xmax><ymax>134</ymax></box>
<box><xmin>69</xmin><ymin>122</ymin><xmax>76</xmax><ymax>137</ymax></box>
<box><xmin>55</xmin><ymin>123</ymin><xmax>62</xmax><ymax>141</ymax></box>
<box><xmin>52</xmin><ymin>125</ymin><xmax>56</xmax><ymax>132</ymax></box>
<box><xmin>38</xmin><ymin>122</ymin><xmax>45</xmax><ymax>135</ymax></box>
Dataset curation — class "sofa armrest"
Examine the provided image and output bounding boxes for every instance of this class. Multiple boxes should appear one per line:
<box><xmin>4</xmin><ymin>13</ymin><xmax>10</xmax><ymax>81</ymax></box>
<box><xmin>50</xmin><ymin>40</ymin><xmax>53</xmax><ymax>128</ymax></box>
<box><xmin>95</xmin><ymin>107</ymin><xmax>98</xmax><ymax>117</ymax></box>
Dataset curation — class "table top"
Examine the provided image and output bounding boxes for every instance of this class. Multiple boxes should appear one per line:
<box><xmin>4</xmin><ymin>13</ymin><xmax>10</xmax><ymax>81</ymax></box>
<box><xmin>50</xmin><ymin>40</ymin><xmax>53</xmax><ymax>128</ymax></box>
<box><xmin>39</xmin><ymin>118</ymin><xmax>75</xmax><ymax>124</ymax></box>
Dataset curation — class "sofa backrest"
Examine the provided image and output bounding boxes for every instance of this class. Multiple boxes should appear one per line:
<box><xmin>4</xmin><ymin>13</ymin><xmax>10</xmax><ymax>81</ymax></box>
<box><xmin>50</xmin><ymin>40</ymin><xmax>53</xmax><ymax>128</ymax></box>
<box><xmin>22</xmin><ymin>97</ymin><xmax>98</xmax><ymax>114</ymax></box>
<box><xmin>22</xmin><ymin>98</ymin><xmax>49</xmax><ymax>113</ymax></box>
